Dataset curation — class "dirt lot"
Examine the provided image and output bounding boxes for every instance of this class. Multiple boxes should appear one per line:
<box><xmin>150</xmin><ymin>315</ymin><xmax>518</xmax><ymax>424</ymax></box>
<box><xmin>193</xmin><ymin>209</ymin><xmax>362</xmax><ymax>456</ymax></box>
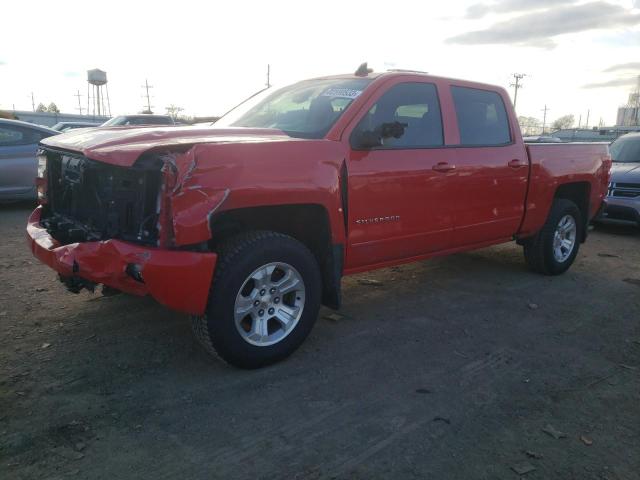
<box><xmin>1</xmin><ymin>202</ymin><xmax>639</xmax><ymax>480</ymax></box>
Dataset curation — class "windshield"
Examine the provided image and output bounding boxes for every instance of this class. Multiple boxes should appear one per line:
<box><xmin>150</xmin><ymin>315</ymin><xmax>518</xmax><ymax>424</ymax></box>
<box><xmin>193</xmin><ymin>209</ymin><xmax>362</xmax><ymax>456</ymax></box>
<box><xmin>215</xmin><ymin>78</ymin><xmax>372</xmax><ymax>138</ymax></box>
<box><xmin>610</xmin><ymin>135</ymin><xmax>640</xmax><ymax>163</ymax></box>
<box><xmin>102</xmin><ymin>116</ymin><xmax>125</xmax><ymax>126</ymax></box>
<box><xmin>102</xmin><ymin>116</ymin><xmax>173</xmax><ymax>126</ymax></box>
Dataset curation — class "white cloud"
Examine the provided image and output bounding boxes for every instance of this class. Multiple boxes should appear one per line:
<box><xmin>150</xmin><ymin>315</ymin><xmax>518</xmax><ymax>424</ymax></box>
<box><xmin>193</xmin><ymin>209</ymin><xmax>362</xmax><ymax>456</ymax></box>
<box><xmin>465</xmin><ymin>0</ymin><xmax>576</xmax><ymax>18</ymax></box>
<box><xmin>448</xmin><ymin>1</ymin><xmax>640</xmax><ymax>48</ymax></box>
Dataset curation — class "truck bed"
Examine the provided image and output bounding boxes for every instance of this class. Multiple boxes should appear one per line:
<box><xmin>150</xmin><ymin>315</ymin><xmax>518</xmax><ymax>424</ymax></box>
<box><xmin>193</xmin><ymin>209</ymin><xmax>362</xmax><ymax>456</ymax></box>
<box><xmin>519</xmin><ymin>142</ymin><xmax>611</xmax><ymax>237</ymax></box>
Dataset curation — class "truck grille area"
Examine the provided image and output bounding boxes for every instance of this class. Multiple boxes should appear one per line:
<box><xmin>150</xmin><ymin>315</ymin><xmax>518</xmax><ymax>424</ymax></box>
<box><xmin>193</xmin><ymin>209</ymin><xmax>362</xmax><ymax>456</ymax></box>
<box><xmin>608</xmin><ymin>182</ymin><xmax>640</xmax><ymax>199</ymax></box>
<box><xmin>41</xmin><ymin>149</ymin><xmax>163</xmax><ymax>246</ymax></box>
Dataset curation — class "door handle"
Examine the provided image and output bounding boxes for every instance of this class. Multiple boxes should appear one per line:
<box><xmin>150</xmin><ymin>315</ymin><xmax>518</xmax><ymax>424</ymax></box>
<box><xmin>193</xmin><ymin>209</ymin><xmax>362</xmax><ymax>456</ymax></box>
<box><xmin>508</xmin><ymin>159</ymin><xmax>526</xmax><ymax>168</ymax></box>
<box><xmin>432</xmin><ymin>162</ymin><xmax>456</xmax><ymax>172</ymax></box>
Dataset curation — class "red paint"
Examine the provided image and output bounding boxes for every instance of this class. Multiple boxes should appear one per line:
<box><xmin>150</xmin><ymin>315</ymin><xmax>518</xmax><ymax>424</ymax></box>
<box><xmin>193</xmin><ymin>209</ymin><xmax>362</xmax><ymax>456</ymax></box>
<box><xmin>27</xmin><ymin>207</ymin><xmax>216</xmax><ymax>315</ymax></box>
<box><xmin>33</xmin><ymin>71</ymin><xmax>610</xmax><ymax>314</ymax></box>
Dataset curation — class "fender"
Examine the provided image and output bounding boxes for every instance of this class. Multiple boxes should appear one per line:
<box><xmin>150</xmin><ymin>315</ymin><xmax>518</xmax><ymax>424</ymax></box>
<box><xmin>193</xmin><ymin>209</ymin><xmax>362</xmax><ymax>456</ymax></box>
<box><xmin>168</xmin><ymin>141</ymin><xmax>348</xmax><ymax>247</ymax></box>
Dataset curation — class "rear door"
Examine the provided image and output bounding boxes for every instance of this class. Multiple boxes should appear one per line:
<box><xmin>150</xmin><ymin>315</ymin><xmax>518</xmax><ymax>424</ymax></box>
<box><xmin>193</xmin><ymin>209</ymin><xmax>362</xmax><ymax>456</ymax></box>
<box><xmin>448</xmin><ymin>85</ymin><xmax>529</xmax><ymax>246</ymax></box>
<box><xmin>344</xmin><ymin>80</ymin><xmax>456</xmax><ymax>270</ymax></box>
<box><xmin>0</xmin><ymin>124</ymin><xmax>44</xmax><ymax>197</ymax></box>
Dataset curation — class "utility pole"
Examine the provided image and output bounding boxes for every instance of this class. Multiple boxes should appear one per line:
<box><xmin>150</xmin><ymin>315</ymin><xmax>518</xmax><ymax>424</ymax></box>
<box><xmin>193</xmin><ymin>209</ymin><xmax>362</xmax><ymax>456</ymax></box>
<box><xmin>585</xmin><ymin>109</ymin><xmax>590</xmax><ymax>128</ymax></box>
<box><xmin>266</xmin><ymin>64</ymin><xmax>271</xmax><ymax>88</ymax></box>
<box><xmin>141</xmin><ymin>79</ymin><xmax>154</xmax><ymax>113</ymax></box>
<box><xmin>635</xmin><ymin>75</ymin><xmax>640</xmax><ymax>126</ymax></box>
<box><xmin>510</xmin><ymin>73</ymin><xmax>526</xmax><ymax>111</ymax></box>
<box><xmin>30</xmin><ymin>92</ymin><xmax>35</xmax><ymax>112</ymax></box>
<box><xmin>74</xmin><ymin>90</ymin><xmax>83</xmax><ymax>115</ymax></box>
<box><xmin>541</xmin><ymin>104</ymin><xmax>550</xmax><ymax>134</ymax></box>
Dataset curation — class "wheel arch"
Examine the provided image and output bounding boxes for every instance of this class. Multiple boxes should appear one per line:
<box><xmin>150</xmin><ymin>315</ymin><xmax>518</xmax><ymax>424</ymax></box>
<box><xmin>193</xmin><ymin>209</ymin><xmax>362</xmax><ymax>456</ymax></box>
<box><xmin>209</xmin><ymin>203</ymin><xmax>343</xmax><ymax>309</ymax></box>
<box><xmin>553</xmin><ymin>181</ymin><xmax>591</xmax><ymax>242</ymax></box>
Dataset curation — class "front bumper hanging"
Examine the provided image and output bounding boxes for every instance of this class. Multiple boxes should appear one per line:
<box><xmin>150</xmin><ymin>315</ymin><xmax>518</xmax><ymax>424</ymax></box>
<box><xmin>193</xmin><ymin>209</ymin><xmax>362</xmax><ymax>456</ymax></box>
<box><xmin>26</xmin><ymin>207</ymin><xmax>217</xmax><ymax>315</ymax></box>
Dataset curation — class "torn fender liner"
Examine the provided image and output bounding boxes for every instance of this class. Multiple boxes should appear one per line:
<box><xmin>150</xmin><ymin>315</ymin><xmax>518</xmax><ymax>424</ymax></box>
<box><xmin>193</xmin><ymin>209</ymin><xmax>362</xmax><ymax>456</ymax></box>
<box><xmin>171</xmin><ymin>188</ymin><xmax>229</xmax><ymax>246</ymax></box>
<box><xmin>27</xmin><ymin>207</ymin><xmax>216</xmax><ymax>315</ymax></box>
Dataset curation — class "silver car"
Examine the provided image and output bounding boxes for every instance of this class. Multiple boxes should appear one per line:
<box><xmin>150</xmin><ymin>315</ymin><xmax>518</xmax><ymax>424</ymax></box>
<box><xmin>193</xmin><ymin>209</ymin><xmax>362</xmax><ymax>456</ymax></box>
<box><xmin>602</xmin><ymin>133</ymin><xmax>640</xmax><ymax>225</ymax></box>
<box><xmin>0</xmin><ymin>119</ymin><xmax>59</xmax><ymax>202</ymax></box>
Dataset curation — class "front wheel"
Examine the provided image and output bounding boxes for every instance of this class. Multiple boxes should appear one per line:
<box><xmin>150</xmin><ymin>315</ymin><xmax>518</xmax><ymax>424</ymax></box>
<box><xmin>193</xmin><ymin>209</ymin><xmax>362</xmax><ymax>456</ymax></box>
<box><xmin>191</xmin><ymin>231</ymin><xmax>321</xmax><ymax>369</ymax></box>
<box><xmin>523</xmin><ymin>198</ymin><xmax>582</xmax><ymax>275</ymax></box>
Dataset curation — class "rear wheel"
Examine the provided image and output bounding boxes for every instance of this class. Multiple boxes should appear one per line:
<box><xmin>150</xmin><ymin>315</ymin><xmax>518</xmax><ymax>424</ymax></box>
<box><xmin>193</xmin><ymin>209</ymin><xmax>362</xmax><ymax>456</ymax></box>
<box><xmin>523</xmin><ymin>199</ymin><xmax>581</xmax><ymax>275</ymax></box>
<box><xmin>192</xmin><ymin>231</ymin><xmax>321</xmax><ymax>369</ymax></box>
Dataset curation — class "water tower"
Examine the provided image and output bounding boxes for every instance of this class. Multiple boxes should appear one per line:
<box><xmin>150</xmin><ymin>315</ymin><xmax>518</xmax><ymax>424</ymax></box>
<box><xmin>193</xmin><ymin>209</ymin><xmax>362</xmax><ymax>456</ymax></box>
<box><xmin>87</xmin><ymin>69</ymin><xmax>111</xmax><ymax>117</ymax></box>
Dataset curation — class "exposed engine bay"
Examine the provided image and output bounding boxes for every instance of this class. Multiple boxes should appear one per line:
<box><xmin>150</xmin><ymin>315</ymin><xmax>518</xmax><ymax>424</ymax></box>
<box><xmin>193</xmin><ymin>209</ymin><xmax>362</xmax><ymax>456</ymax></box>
<box><xmin>40</xmin><ymin>149</ymin><xmax>163</xmax><ymax>246</ymax></box>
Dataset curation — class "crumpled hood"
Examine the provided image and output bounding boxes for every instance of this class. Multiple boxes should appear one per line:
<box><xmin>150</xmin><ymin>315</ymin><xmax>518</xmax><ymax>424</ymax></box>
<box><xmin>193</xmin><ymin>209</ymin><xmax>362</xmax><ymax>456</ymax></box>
<box><xmin>610</xmin><ymin>162</ymin><xmax>640</xmax><ymax>183</ymax></box>
<box><xmin>40</xmin><ymin>125</ymin><xmax>293</xmax><ymax>166</ymax></box>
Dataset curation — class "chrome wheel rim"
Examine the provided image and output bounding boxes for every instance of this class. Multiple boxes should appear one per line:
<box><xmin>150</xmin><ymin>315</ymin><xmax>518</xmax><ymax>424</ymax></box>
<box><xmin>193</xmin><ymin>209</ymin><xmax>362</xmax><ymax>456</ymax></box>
<box><xmin>553</xmin><ymin>214</ymin><xmax>577</xmax><ymax>262</ymax></box>
<box><xmin>234</xmin><ymin>262</ymin><xmax>305</xmax><ymax>347</ymax></box>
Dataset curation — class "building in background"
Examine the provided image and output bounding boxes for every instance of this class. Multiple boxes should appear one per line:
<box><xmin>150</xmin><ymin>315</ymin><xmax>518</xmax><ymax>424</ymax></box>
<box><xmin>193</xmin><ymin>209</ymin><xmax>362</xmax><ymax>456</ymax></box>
<box><xmin>617</xmin><ymin>92</ymin><xmax>640</xmax><ymax>127</ymax></box>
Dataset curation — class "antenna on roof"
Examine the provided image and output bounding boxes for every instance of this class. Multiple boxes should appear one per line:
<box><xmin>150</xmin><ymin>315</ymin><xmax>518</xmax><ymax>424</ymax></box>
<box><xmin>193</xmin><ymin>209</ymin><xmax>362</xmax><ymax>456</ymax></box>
<box><xmin>355</xmin><ymin>62</ymin><xmax>373</xmax><ymax>77</ymax></box>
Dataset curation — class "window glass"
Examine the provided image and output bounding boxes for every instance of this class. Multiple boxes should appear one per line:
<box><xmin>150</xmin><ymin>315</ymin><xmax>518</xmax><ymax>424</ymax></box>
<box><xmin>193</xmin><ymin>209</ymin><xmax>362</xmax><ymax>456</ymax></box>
<box><xmin>451</xmin><ymin>86</ymin><xmax>511</xmax><ymax>146</ymax></box>
<box><xmin>0</xmin><ymin>126</ymin><xmax>24</xmax><ymax>146</ymax></box>
<box><xmin>219</xmin><ymin>78</ymin><xmax>372</xmax><ymax>139</ymax></box>
<box><xmin>0</xmin><ymin>126</ymin><xmax>44</xmax><ymax>146</ymax></box>
<box><xmin>610</xmin><ymin>135</ymin><xmax>640</xmax><ymax>163</ymax></box>
<box><xmin>352</xmin><ymin>82</ymin><xmax>443</xmax><ymax>148</ymax></box>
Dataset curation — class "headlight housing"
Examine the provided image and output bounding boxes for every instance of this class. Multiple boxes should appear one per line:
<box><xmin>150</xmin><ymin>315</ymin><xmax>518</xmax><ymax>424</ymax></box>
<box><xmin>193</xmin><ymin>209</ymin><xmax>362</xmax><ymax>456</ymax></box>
<box><xmin>36</xmin><ymin>149</ymin><xmax>48</xmax><ymax>203</ymax></box>
<box><xmin>37</xmin><ymin>150</ymin><xmax>47</xmax><ymax>178</ymax></box>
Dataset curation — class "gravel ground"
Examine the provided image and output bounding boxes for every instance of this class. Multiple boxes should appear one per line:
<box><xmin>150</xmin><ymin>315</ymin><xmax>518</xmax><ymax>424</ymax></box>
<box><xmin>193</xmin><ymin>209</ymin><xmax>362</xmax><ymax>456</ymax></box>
<box><xmin>1</xmin><ymin>202</ymin><xmax>639</xmax><ymax>480</ymax></box>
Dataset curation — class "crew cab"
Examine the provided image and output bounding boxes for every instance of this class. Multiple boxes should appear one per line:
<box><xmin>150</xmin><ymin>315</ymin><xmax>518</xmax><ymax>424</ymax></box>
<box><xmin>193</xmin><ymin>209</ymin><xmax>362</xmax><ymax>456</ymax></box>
<box><xmin>27</xmin><ymin>68</ymin><xmax>611</xmax><ymax>368</ymax></box>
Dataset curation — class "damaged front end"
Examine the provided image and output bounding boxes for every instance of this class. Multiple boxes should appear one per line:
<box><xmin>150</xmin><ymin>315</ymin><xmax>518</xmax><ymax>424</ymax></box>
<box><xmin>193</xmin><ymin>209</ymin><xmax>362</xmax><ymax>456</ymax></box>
<box><xmin>28</xmin><ymin>147</ymin><xmax>218</xmax><ymax>315</ymax></box>
<box><xmin>40</xmin><ymin>149</ymin><xmax>165</xmax><ymax>246</ymax></box>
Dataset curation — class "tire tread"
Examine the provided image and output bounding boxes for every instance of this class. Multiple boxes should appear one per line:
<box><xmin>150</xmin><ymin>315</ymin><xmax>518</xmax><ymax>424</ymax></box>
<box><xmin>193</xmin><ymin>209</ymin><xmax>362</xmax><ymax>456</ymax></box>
<box><xmin>523</xmin><ymin>198</ymin><xmax>581</xmax><ymax>275</ymax></box>
<box><xmin>191</xmin><ymin>230</ymin><xmax>319</xmax><ymax>368</ymax></box>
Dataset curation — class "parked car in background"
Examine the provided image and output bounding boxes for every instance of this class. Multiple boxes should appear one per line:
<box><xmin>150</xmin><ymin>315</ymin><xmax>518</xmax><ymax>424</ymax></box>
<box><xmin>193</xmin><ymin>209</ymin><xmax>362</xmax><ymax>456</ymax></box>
<box><xmin>0</xmin><ymin>119</ymin><xmax>59</xmax><ymax>202</ymax></box>
<box><xmin>101</xmin><ymin>115</ymin><xmax>176</xmax><ymax>127</ymax></box>
<box><xmin>51</xmin><ymin>121</ymin><xmax>101</xmax><ymax>132</ymax></box>
<box><xmin>600</xmin><ymin>133</ymin><xmax>640</xmax><ymax>225</ymax></box>
<box><xmin>551</xmin><ymin>128</ymin><xmax>626</xmax><ymax>143</ymax></box>
<box><xmin>523</xmin><ymin>135</ymin><xmax>563</xmax><ymax>143</ymax></box>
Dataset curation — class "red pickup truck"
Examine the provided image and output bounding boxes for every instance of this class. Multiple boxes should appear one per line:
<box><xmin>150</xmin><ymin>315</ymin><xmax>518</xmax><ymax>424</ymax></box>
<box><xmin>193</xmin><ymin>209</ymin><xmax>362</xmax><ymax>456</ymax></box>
<box><xmin>28</xmin><ymin>69</ymin><xmax>611</xmax><ymax>368</ymax></box>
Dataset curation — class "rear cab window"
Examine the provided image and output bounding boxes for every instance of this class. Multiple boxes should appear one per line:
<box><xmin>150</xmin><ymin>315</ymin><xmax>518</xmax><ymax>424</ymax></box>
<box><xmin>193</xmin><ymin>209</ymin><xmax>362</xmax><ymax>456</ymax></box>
<box><xmin>451</xmin><ymin>86</ymin><xmax>511</xmax><ymax>146</ymax></box>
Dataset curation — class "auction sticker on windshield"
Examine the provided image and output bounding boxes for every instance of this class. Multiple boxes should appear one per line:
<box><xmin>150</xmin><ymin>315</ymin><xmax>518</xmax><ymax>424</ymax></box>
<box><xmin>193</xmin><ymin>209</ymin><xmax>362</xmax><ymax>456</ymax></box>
<box><xmin>322</xmin><ymin>88</ymin><xmax>363</xmax><ymax>99</ymax></box>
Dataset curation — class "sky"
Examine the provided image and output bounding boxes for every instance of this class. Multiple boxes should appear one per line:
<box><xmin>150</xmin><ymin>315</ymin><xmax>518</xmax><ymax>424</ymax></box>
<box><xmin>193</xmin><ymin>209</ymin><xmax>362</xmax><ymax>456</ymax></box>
<box><xmin>1</xmin><ymin>0</ymin><xmax>639</xmax><ymax>126</ymax></box>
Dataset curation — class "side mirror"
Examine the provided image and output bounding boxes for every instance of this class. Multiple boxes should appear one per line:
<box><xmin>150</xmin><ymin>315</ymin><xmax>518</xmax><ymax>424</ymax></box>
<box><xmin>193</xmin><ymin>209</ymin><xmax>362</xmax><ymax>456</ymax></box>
<box><xmin>353</xmin><ymin>121</ymin><xmax>408</xmax><ymax>150</ymax></box>
<box><xmin>379</xmin><ymin>121</ymin><xmax>407</xmax><ymax>140</ymax></box>
<box><xmin>353</xmin><ymin>130</ymin><xmax>383</xmax><ymax>149</ymax></box>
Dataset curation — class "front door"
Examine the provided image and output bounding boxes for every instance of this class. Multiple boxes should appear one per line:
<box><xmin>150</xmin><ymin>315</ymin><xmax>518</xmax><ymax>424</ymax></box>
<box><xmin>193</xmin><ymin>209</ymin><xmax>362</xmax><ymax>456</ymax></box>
<box><xmin>344</xmin><ymin>81</ymin><xmax>456</xmax><ymax>270</ymax></box>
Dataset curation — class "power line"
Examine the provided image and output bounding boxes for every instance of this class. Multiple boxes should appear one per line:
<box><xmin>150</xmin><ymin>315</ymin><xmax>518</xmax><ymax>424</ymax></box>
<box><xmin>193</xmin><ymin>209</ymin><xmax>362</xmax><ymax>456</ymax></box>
<box><xmin>510</xmin><ymin>73</ymin><xmax>526</xmax><ymax>111</ymax></box>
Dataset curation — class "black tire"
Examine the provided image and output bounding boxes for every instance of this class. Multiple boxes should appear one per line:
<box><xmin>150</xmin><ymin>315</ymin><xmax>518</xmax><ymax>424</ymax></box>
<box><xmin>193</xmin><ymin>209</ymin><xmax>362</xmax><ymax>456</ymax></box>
<box><xmin>523</xmin><ymin>198</ymin><xmax>582</xmax><ymax>275</ymax></box>
<box><xmin>191</xmin><ymin>231</ymin><xmax>321</xmax><ymax>369</ymax></box>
